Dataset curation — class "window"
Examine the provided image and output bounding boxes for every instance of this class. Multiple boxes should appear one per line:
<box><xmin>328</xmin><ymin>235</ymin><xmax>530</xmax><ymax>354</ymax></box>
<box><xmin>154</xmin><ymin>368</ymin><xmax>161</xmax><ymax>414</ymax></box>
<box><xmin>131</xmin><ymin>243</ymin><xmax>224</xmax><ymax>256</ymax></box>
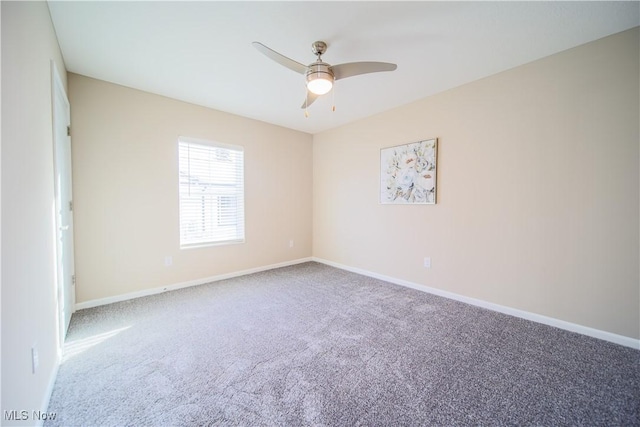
<box><xmin>178</xmin><ymin>137</ymin><xmax>244</xmax><ymax>247</ymax></box>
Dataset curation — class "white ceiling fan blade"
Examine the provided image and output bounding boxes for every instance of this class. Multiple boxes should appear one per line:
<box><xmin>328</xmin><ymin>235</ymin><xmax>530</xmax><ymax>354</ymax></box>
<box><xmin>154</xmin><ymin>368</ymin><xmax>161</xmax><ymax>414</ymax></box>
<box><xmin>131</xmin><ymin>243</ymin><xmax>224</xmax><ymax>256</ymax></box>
<box><xmin>300</xmin><ymin>90</ymin><xmax>319</xmax><ymax>109</ymax></box>
<box><xmin>252</xmin><ymin>42</ymin><xmax>307</xmax><ymax>75</ymax></box>
<box><xmin>331</xmin><ymin>62</ymin><xmax>397</xmax><ymax>80</ymax></box>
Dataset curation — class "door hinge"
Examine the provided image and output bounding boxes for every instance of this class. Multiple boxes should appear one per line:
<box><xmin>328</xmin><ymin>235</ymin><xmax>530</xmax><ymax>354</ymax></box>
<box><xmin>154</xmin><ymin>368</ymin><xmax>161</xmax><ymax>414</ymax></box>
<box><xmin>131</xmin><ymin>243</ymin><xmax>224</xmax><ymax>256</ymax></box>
<box><xmin>69</xmin><ymin>200</ymin><xmax>73</xmax><ymax>212</ymax></box>
<box><xmin>72</xmin><ymin>275</ymin><xmax>76</xmax><ymax>286</ymax></box>
<box><xmin>67</xmin><ymin>126</ymin><xmax>71</xmax><ymax>136</ymax></box>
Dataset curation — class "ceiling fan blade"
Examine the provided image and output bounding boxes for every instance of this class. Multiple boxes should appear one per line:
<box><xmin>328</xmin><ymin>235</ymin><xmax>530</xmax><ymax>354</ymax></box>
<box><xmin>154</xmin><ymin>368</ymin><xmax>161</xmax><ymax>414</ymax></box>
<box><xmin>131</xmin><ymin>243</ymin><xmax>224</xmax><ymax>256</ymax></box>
<box><xmin>252</xmin><ymin>42</ymin><xmax>307</xmax><ymax>75</ymax></box>
<box><xmin>331</xmin><ymin>62</ymin><xmax>397</xmax><ymax>80</ymax></box>
<box><xmin>300</xmin><ymin>90</ymin><xmax>319</xmax><ymax>109</ymax></box>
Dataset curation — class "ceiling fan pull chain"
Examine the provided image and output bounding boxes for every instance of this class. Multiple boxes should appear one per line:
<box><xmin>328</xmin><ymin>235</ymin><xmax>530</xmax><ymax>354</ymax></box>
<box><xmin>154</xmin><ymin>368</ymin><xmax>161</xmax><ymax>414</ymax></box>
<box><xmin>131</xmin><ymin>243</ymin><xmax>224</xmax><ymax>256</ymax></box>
<box><xmin>304</xmin><ymin>82</ymin><xmax>309</xmax><ymax>118</ymax></box>
<box><xmin>332</xmin><ymin>84</ymin><xmax>336</xmax><ymax>112</ymax></box>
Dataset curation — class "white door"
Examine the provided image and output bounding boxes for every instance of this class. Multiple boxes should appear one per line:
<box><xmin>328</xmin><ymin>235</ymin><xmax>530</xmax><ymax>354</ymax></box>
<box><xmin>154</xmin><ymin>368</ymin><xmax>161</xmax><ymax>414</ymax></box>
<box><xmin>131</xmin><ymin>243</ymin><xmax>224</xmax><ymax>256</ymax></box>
<box><xmin>52</xmin><ymin>63</ymin><xmax>75</xmax><ymax>343</ymax></box>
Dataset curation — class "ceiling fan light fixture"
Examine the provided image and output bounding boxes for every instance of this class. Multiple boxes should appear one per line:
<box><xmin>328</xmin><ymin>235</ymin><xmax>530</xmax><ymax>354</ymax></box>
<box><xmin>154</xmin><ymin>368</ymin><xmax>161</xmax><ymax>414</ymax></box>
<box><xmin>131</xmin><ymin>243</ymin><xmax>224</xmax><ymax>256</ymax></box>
<box><xmin>306</xmin><ymin>63</ymin><xmax>334</xmax><ymax>95</ymax></box>
<box><xmin>307</xmin><ymin>75</ymin><xmax>333</xmax><ymax>95</ymax></box>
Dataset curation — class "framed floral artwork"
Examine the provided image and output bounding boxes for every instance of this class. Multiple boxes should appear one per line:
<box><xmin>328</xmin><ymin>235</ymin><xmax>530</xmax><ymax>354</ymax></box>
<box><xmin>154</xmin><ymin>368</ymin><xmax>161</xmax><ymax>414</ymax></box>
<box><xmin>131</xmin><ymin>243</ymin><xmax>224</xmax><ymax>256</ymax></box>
<box><xmin>380</xmin><ymin>138</ymin><xmax>437</xmax><ymax>204</ymax></box>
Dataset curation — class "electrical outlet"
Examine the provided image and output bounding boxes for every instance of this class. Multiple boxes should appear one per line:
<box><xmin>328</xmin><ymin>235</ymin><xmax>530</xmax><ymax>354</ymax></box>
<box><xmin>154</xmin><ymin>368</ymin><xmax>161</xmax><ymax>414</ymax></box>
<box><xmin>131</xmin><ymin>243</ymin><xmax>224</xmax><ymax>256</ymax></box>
<box><xmin>289</xmin><ymin>240</ymin><xmax>294</xmax><ymax>248</ymax></box>
<box><xmin>424</xmin><ymin>257</ymin><xmax>431</xmax><ymax>269</ymax></box>
<box><xmin>32</xmin><ymin>344</ymin><xmax>39</xmax><ymax>374</ymax></box>
<box><xmin>164</xmin><ymin>256</ymin><xmax>172</xmax><ymax>267</ymax></box>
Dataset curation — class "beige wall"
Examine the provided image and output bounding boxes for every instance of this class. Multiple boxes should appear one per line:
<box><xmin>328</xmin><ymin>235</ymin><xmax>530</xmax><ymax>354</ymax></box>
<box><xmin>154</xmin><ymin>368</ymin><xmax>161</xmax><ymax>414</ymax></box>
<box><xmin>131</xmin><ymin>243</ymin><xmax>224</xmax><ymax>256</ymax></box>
<box><xmin>68</xmin><ymin>74</ymin><xmax>313</xmax><ymax>303</ymax></box>
<box><xmin>313</xmin><ymin>28</ymin><xmax>639</xmax><ymax>339</ymax></box>
<box><xmin>1</xmin><ymin>1</ymin><xmax>69</xmax><ymax>422</ymax></box>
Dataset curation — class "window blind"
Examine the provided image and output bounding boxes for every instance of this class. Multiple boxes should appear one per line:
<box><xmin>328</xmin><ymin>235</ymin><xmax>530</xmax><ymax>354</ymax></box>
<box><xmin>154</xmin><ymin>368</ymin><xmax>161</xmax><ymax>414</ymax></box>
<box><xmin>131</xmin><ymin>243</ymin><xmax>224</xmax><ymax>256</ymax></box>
<box><xmin>178</xmin><ymin>138</ymin><xmax>245</xmax><ymax>247</ymax></box>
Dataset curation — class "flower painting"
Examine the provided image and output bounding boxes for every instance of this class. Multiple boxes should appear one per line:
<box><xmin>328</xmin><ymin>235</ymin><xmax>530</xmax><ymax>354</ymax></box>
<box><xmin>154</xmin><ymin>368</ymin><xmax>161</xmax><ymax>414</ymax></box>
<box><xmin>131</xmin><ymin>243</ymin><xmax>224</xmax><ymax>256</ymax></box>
<box><xmin>380</xmin><ymin>139</ymin><xmax>437</xmax><ymax>204</ymax></box>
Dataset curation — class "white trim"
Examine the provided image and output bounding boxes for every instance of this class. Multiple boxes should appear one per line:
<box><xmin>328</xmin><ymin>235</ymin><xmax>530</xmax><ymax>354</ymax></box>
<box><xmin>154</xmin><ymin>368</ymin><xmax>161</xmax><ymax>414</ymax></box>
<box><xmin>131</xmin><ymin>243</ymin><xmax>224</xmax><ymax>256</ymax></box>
<box><xmin>312</xmin><ymin>257</ymin><xmax>640</xmax><ymax>350</ymax></box>
<box><xmin>75</xmin><ymin>257</ymin><xmax>313</xmax><ymax>310</ymax></box>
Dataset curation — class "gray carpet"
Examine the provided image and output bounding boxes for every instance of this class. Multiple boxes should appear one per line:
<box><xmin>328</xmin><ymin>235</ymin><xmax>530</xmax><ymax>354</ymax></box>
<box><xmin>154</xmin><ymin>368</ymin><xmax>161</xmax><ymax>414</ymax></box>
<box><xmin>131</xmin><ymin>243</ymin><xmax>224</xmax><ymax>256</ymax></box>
<box><xmin>46</xmin><ymin>262</ymin><xmax>639</xmax><ymax>426</ymax></box>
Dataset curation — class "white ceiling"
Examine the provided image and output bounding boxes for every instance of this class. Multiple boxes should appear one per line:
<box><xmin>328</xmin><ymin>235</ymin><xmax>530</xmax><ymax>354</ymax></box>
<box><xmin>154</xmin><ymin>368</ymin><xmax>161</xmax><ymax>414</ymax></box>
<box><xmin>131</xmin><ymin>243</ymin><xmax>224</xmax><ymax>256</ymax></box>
<box><xmin>48</xmin><ymin>1</ymin><xmax>639</xmax><ymax>135</ymax></box>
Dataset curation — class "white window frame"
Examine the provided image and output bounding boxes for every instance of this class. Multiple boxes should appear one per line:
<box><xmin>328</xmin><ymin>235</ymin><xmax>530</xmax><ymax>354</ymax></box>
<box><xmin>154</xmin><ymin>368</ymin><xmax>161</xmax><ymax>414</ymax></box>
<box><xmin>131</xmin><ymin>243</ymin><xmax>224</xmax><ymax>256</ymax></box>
<box><xmin>178</xmin><ymin>136</ymin><xmax>245</xmax><ymax>248</ymax></box>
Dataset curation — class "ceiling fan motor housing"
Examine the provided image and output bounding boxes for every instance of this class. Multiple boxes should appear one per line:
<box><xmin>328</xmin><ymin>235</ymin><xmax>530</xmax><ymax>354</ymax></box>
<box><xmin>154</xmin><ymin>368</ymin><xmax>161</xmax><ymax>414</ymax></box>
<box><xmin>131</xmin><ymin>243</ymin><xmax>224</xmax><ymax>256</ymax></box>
<box><xmin>306</xmin><ymin>62</ymin><xmax>333</xmax><ymax>80</ymax></box>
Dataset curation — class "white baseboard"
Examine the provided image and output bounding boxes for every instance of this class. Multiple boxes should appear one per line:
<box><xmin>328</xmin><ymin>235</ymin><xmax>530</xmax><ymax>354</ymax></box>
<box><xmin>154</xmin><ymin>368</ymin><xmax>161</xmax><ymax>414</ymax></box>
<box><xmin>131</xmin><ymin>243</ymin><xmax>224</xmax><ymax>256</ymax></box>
<box><xmin>312</xmin><ymin>257</ymin><xmax>640</xmax><ymax>350</ymax></box>
<box><xmin>75</xmin><ymin>257</ymin><xmax>313</xmax><ymax>311</ymax></box>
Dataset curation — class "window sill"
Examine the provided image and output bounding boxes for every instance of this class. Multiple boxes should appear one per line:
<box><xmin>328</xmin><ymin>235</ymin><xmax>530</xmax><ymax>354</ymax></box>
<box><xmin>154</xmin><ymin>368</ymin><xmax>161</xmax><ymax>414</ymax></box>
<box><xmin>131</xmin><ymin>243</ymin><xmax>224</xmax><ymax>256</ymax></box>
<box><xmin>180</xmin><ymin>239</ymin><xmax>245</xmax><ymax>250</ymax></box>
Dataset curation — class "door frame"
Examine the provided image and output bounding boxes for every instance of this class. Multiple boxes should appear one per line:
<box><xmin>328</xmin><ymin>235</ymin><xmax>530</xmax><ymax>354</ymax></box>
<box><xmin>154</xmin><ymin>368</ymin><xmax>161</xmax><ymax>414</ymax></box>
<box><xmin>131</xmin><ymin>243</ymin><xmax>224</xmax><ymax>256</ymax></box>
<box><xmin>51</xmin><ymin>61</ymin><xmax>75</xmax><ymax>351</ymax></box>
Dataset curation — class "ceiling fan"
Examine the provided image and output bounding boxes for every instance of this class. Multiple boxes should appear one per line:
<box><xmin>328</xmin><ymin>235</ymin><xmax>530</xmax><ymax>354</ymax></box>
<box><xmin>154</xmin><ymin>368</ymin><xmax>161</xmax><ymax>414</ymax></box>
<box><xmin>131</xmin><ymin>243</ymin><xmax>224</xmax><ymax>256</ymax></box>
<box><xmin>252</xmin><ymin>40</ymin><xmax>397</xmax><ymax>110</ymax></box>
